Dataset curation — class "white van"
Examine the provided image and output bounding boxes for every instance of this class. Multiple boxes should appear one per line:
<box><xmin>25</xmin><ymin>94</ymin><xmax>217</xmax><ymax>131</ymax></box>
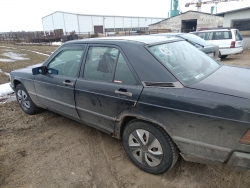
<box><xmin>191</xmin><ymin>29</ymin><xmax>243</xmax><ymax>58</ymax></box>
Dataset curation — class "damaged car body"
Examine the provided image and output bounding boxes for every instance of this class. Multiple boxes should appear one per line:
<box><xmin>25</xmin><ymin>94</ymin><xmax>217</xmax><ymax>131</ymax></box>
<box><xmin>10</xmin><ymin>36</ymin><xmax>250</xmax><ymax>174</ymax></box>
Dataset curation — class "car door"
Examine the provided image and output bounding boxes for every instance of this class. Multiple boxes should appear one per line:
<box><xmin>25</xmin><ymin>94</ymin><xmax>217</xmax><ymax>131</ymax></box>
<box><xmin>211</xmin><ymin>31</ymin><xmax>232</xmax><ymax>48</ymax></box>
<box><xmin>75</xmin><ymin>45</ymin><xmax>143</xmax><ymax>132</ymax></box>
<box><xmin>34</xmin><ymin>45</ymin><xmax>85</xmax><ymax>119</ymax></box>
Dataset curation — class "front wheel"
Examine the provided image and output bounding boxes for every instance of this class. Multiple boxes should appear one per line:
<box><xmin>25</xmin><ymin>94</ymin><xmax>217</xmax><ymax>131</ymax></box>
<box><xmin>123</xmin><ymin>120</ymin><xmax>179</xmax><ymax>174</ymax></box>
<box><xmin>16</xmin><ymin>84</ymin><xmax>40</xmax><ymax>115</ymax></box>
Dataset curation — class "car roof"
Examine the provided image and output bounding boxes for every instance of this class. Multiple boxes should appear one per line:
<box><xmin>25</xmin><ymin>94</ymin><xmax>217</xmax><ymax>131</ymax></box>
<box><xmin>192</xmin><ymin>29</ymin><xmax>237</xmax><ymax>33</ymax></box>
<box><xmin>67</xmin><ymin>35</ymin><xmax>182</xmax><ymax>45</ymax></box>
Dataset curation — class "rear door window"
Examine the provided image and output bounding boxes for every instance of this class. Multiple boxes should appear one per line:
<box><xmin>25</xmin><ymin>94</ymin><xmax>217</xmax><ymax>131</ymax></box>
<box><xmin>197</xmin><ymin>32</ymin><xmax>213</xmax><ymax>40</ymax></box>
<box><xmin>213</xmin><ymin>31</ymin><xmax>232</xmax><ymax>40</ymax></box>
<box><xmin>83</xmin><ymin>46</ymin><xmax>118</xmax><ymax>82</ymax></box>
<box><xmin>114</xmin><ymin>53</ymin><xmax>137</xmax><ymax>85</ymax></box>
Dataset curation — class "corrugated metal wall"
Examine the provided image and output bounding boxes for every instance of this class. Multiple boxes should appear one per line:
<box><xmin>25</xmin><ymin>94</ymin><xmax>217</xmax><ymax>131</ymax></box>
<box><xmin>42</xmin><ymin>12</ymin><xmax>164</xmax><ymax>34</ymax></box>
<box><xmin>222</xmin><ymin>9</ymin><xmax>250</xmax><ymax>49</ymax></box>
<box><xmin>243</xmin><ymin>37</ymin><xmax>250</xmax><ymax>50</ymax></box>
<box><xmin>223</xmin><ymin>9</ymin><xmax>250</xmax><ymax>27</ymax></box>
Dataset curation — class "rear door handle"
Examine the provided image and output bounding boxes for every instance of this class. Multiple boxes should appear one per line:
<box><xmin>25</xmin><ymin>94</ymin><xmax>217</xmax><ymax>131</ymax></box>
<box><xmin>115</xmin><ymin>90</ymin><xmax>132</xmax><ymax>97</ymax></box>
<box><xmin>63</xmin><ymin>80</ymin><xmax>74</xmax><ymax>86</ymax></box>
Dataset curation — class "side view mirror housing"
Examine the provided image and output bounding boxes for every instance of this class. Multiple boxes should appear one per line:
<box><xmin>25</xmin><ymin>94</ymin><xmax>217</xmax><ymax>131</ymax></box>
<box><xmin>32</xmin><ymin>66</ymin><xmax>47</xmax><ymax>75</ymax></box>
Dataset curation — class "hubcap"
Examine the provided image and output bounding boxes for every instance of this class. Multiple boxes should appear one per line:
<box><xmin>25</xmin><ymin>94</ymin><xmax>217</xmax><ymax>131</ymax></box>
<box><xmin>17</xmin><ymin>89</ymin><xmax>30</xmax><ymax>111</ymax></box>
<box><xmin>128</xmin><ymin>129</ymin><xmax>163</xmax><ymax>167</ymax></box>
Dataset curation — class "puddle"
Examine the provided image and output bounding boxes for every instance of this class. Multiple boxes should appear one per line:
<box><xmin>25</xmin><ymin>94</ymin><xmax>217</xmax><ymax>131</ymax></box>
<box><xmin>2</xmin><ymin>52</ymin><xmax>30</xmax><ymax>60</ymax></box>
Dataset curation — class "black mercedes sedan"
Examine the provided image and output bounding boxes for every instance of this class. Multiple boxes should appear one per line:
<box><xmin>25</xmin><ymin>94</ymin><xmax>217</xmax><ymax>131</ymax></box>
<box><xmin>10</xmin><ymin>36</ymin><xmax>250</xmax><ymax>174</ymax></box>
<box><xmin>153</xmin><ymin>33</ymin><xmax>220</xmax><ymax>60</ymax></box>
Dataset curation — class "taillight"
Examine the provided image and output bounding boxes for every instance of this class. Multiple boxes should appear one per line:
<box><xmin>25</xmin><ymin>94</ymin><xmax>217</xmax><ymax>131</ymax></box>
<box><xmin>239</xmin><ymin>130</ymin><xmax>250</xmax><ymax>145</ymax></box>
<box><xmin>230</xmin><ymin>41</ymin><xmax>235</xmax><ymax>48</ymax></box>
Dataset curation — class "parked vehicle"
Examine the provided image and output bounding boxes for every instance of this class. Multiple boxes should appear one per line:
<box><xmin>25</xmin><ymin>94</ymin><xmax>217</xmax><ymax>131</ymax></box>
<box><xmin>153</xmin><ymin>33</ymin><xmax>220</xmax><ymax>60</ymax></box>
<box><xmin>191</xmin><ymin>28</ymin><xmax>243</xmax><ymax>58</ymax></box>
<box><xmin>10</xmin><ymin>36</ymin><xmax>250</xmax><ymax>174</ymax></box>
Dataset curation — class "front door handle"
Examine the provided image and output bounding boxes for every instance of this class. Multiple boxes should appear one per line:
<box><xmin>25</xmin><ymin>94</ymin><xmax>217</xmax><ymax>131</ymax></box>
<box><xmin>115</xmin><ymin>90</ymin><xmax>132</xmax><ymax>97</ymax></box>
<box><xmin>63</xmin><ymin>80</ymin><xmax>74</xmax><ymax>86</ymax></box>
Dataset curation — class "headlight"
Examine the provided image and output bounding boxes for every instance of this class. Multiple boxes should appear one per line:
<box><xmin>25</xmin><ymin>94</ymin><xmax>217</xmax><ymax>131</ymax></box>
<box><xmin>207</xmin><ymin>52</ymin><xmax>214</xmax><ymax>58</ymax></box>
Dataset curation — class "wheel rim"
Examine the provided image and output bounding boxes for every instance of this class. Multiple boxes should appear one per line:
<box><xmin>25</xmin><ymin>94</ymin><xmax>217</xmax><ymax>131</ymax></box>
<box><xmin>128</xmin><ymin>129</ymin><xmax>163</xmax><ymax>167</ymax></box>
<box><xmin>17</xmin><ymin>89</ymin><xmax>30</xmax><ymax>111</ymax></box>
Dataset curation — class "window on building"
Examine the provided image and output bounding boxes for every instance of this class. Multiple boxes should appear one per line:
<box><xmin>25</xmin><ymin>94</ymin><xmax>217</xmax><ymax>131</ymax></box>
<box><xmin>232</xmin><ymin>19</ymin><xmax>250</xmax><ymax>31</ymax></box>
<box><xmin>105</xmin><ymin>28</ymin><xmax>114</xmax><ymax>32</ymax></box>
<box><xmin>114</xmin><ymin>28</ymin><xmax>124</xmax><ymax>32</ymax></box>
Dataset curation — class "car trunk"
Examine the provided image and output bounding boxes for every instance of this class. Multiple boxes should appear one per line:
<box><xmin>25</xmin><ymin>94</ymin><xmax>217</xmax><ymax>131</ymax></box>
<box><xmin>187</xmin><ymin>65</ymin><xmax>250</xmax><ymax>100</ymax></box>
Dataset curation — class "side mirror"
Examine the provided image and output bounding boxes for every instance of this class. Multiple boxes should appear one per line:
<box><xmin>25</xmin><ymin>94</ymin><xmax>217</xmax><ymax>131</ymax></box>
<box><xmin>32</xmin><ymin>66</ymin><xmax>47</xmax><ymax>75</ymax></box>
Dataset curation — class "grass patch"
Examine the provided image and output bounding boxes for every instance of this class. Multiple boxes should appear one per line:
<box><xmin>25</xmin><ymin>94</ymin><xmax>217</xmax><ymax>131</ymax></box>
<box><xmin>0</xmin><ymin>72</ymin><xmax>10</xmax><ymax>84</ymax></box>
<box><xmin>0</xmin><ymin>44</ymin><xmax>58</xmax><ymax>73</ymax></box>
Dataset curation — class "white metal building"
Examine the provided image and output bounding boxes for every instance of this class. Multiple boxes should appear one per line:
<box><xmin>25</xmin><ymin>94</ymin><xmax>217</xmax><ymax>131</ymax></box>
<box><xmin>216</xmin><ymin>7</ymin><xmax>250</xmax><ymax>49</ymax></box>
<box><xmin>42</xmin><ymin>11</ymin><xmax>165</xmax><ymax>34</ymax></box>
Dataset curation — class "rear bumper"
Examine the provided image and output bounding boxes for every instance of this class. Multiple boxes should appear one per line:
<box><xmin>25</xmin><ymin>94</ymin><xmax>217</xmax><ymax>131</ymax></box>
<box><xmin>226</xmin><ymin>152</ymin><xmax>250</xmax><ymax>171</ymax></box>
<box><xmin>220</xmin><ymin>47</ymin><xmax>243</xmax><ymax>55</ymax></box>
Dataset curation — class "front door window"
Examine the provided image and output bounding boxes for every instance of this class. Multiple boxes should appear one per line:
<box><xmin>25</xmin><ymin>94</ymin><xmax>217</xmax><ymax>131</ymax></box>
<box><xmin>48</xmin><ymin>49</ymin><xmax>84</xmax><ymax>77</ymax></box>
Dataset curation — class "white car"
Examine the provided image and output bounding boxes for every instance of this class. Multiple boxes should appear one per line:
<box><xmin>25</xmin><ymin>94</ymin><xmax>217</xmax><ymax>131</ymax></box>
<box><xmin>191</xmin><ymin>28</ymin><xmax>243</xmax><ymax>58</ymax></box>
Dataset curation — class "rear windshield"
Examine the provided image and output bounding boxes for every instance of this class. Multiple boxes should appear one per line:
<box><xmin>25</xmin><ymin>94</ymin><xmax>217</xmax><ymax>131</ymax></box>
<box><xmin>148</xmin><ymin>41</ymin><xmax>221</xmax><ymax>85</ymax></box>
<box><xmin>180</xmin><ymin>34</ymin><xmax>211</xmax><ymax>46</ymax></box>
<box><xmin>234</xmin><ymin>30</ymin><xmax>243</xmax><ymax>41</ymax></box>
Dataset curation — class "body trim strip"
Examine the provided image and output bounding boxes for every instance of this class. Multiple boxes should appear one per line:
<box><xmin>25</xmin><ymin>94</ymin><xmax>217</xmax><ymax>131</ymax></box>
<box><xmin>36</xmin><ymin>94</ymin><xmax>75</xmax><ymax>109</ymax></box>
<box><xmin>76</xmin><ymin>106</ymin><xmax>115</xmax><ymax>121</ymax></box>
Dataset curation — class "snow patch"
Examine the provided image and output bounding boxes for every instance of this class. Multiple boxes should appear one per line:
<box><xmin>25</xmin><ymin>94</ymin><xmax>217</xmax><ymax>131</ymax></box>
<box><xmin>52</xmin><ymin>42</ymin><xmax>63</xmax><ymax>46</ymax></box>
<box><xmin>20</xmin><ymin>49</ymin><xmax>50</xmax><ymax>56</ymax></box>
<box><xmin>0</xmin><ymin>83</ymin><xmax>14</xmax><ymax>98</ymax></box>
<box><xmin>0</xmin><ymin>69</ymin><xmax>10</xmax><ymax>77</ymax></box>
<box><xmin>0</xmin><ymin>58</ymin><xmax>16</xmax><ymax>62</ymax></box>
<box><xmin>2</xmin><ymin>52</ymin><xmax>30</xmax><ymax>61</ymax></box>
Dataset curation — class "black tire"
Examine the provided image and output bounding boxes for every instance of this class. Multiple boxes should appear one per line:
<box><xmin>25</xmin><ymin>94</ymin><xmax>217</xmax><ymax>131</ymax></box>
<box><xmin>15</xmin><ymin>84</ymin><xmax>40</xmax><ymax>115</ymax></box>
<box><xmin>123</xmin><ymin>120</ymin><xmax>179</xmax><ymax>174</ymax></box>
<box><xmin>221</xmin><ymin>55</ymin><xmax>228</xmax><ymax>59</ymax></box>
<box><xmin>218</xmin><ymin>52</ymin><xmax>228</xmax><ymax>59</ymax></box>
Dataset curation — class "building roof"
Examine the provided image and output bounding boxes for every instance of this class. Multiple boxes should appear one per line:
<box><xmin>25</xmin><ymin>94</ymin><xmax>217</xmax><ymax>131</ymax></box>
<box><xmin>215</xmin><ymin>6</ymin><xmax>250</xmax><ymax>17</ymax></box>
<box><xmin>42</xmin><ymin>11</ymin><xmax>166</xmax><ymax>20</ymax></box>
<box><xmin>149</xmin><ymin>10</ymin><xmax>216</xmax><ymax>26</ymax></box>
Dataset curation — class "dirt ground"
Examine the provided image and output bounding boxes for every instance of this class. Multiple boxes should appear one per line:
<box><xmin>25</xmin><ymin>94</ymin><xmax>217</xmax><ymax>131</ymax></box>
<box><xmin>0</xmin><ymin>45</ymin><xmax>250</xmax><ymax>188</ymax></box>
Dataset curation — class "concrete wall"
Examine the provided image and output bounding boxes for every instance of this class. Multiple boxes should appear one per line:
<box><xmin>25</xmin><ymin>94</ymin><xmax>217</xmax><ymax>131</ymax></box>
<box><xmin>243</xmin><ymin>37</ymin><xmax>250</xmax><ymax>50</ymax></box>
<box><xmin>149</xmin><ymin>11</ymin><xmax>223</xmax><ymax>32</ymax></box>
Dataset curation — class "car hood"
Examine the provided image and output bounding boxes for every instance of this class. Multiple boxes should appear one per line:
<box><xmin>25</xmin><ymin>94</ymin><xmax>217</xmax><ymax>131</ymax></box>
<box><xmin>27</xmin><ymin>63</ymin><xmax>44</xmax><ymax>68</ymax></box>
<box><xmin>188</xmin><ymin>65</ymin><xmax>250</xmax><ymax>100</ymax></box>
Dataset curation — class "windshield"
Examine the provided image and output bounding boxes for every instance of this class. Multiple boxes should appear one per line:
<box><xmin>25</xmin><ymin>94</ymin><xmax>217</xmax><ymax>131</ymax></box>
<box><xmin>180</xmin><ymin>34</ymin><xmax>211</xmax><ymax>46</ymax></box>
<box><xmin>148</xmin><ymin>41</ymin><xmax>221</xmax><ymax>85</ymax></box>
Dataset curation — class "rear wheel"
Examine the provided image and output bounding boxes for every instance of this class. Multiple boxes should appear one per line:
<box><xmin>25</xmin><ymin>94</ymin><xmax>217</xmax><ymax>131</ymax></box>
<box><xmin>16</xmin><ymin>84</ymin><xmax>40</xmax><ymax>115</ymax></box>
<box><xmin>123</xmin><ymin>120</ymin><xmax>179</xmax><ymax>174</ymax></box>
<box><xmin>219</xmin><ymin>52</ymin><xmax>228</xmax><ymax>59</ymax></box>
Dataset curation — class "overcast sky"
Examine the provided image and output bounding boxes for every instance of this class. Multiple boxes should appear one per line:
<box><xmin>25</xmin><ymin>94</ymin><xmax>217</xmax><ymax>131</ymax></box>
<box><xmin>0</xmin><ymin>0</ymin><xmax>249</xmax><ymax>32</ymax></box>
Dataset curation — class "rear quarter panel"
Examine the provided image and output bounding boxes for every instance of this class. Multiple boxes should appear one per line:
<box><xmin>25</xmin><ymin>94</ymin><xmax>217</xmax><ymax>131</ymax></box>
<box><xmin>117</xmin><ymin>87</ymin><xmax>250</xmax><ymax>163</ymax></box>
